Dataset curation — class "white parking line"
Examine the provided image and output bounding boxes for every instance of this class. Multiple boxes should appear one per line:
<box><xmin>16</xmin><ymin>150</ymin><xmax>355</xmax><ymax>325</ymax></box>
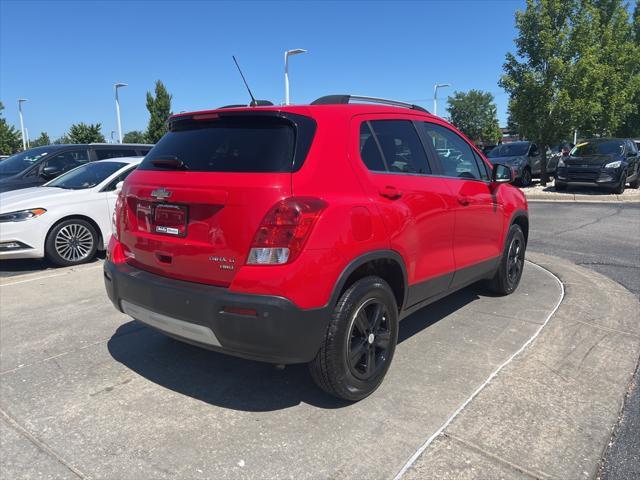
<box><xmin>0</xmin><ymin>264</ymin><xmax>103</xmax><ymax>287</ymax></box>
<box><xmin>392</xmin><ymin>261</ymin><xmax>565</xmax><ymax>480</ymax></box>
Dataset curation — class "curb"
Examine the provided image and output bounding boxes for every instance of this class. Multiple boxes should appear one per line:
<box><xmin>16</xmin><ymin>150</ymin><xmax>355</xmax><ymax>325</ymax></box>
<box><xmin>398</xmin><ymin>253</ymin><xmax>640</xmax><ymax>480</ymax></box>
<box><xmin>524</xmin><ymin>192</ymin><xmax>640</xmax><ymax>203</ymax></box>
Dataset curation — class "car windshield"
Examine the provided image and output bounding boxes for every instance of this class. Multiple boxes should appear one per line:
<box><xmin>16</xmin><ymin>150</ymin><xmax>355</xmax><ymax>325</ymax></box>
<box><xmin>571</xmin><ymin>140</ymin><xmax>624</xmax><ymax>157</ymax></box>
<box><xmin>46</xmin><ymin>161</ymin><xmax>127</xmax><ymax>189</ymax></box>
<box><xmin>487</xmin><ymin>143</ymin><xmax>529</xmax><ymax>158</ymax></box>
<box><xmin>0</xmin><ymin>147</ymin><xmax>56</xmax><ymax>175</ymax></box>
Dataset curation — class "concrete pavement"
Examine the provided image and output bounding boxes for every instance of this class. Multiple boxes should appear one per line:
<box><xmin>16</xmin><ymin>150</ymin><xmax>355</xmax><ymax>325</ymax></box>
<box><xmin>401</xmin><ymin>253</ymin><xmax>640</xmax><ymax>480</ymax></box>
<box><xmin>1</xmin><ymin>256</ymin><xmax>563</xmax><ymax>479</ymax></box>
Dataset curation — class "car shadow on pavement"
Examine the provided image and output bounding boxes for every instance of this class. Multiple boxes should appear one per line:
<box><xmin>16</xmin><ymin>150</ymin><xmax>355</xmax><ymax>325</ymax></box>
<box><xmin>107</xmin><ymin>287</ymin><xmax>482</xmax><ymax>412</ymax></box>
<box><xmin>0</xmin><ymin>251</ymin><xmax>105</xmax><ymax>277</ymax></box>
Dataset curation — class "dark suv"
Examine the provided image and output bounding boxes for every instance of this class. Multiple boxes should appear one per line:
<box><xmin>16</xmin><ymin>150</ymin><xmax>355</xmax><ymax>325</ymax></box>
<box><xmin>486</xmin><ymin>141</ymin><xmax>556</xmax><ymax>186</ymax></box>
<box><xmin>104</xmin><ymin>95</ymin><xmax>529</xmax><ymax>401</ymax></box>
<box><xmin>0</xmin><ymin>143</ymin><xmax>152</xmax><ymax>192</ymax></box>
<box><xmin>555</xmin><ymin>138</ymin><xmax>639</xmax><ymax>193</ymax></box>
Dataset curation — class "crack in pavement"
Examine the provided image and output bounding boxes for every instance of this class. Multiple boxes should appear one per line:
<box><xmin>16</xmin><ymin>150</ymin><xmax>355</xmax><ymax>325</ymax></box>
<box><xmin>552</xmin><ymin>204</ymin><xmax>624</xmax><ymax>236</ymax></box>
<box><xmin>444</xmin><ymin>432</ymin><xmax>555</xmax><ymax>480</ymax></box>
<box><xmin>0</xmin><ymin>408</ymin><xmax>86</xmax><ymax>479</ymax></box>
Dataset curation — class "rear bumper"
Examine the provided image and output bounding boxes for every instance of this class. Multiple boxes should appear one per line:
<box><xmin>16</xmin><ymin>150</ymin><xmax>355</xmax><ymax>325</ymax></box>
<box><xmin>104</xmin><ymin>260</ymin><xmax>330</xmax><ymax>364</ymax></box>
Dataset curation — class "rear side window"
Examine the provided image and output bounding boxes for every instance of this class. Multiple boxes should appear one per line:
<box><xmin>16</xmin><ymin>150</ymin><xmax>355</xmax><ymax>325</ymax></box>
<box><xmin>95</xmin><ymin>149</ymin><xmax>137</xmax><ymax>160</ymax></box>
<box><xmin>141</xmin><ymin>116</ymin><xmax>297</xmax><ymax>172</ymax></box>
<box><xmin>359</xmin><ymin>120</ymin><xmax>431</xmax><ymax>174</ymax></box>
<box><xmin>420</xmin><ymin>123</ymin><xmax>484</xmax><ymax>181</ymax></box>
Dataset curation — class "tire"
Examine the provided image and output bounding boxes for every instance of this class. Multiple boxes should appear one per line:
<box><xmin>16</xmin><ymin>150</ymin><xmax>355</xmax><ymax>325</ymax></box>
<box><xmin>309</xmin><ymin>276</ymin><xmax>399</xmax><ymax>401</ymax></box>
<box><xmin>484</xmin><ymin>224</ymin><xmax>526</xmax><ymax>296</ymax></box>
<box><xmin>613</xmin><ymin>170</ymin><xmax>626</xmax><ymax>194</ymax></box>
<box><xmin>629</xmin><ymin>168</ymin><xmax>639</xmax><ymax>189</ymax></box>
<box><xmin>555</xmin><ymin>181</ymin><xmax>567</xmax><ymax>191</ymax></box>
<box><xmin>519</xmin><ymin>168</ymin><xmax>533</xmax><ymax>187</ymax></box>
<box><xmin>45</xmin><ymin>218</ymin><xmax>99</xmax><ymax>267</ymax></box>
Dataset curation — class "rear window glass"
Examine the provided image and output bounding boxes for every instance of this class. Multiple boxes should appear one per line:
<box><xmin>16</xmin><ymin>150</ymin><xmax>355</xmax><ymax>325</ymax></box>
<box><xmin>141</xmin><ymin>117</ymin><xmax>296</xmax><ymax>172</ymax></box>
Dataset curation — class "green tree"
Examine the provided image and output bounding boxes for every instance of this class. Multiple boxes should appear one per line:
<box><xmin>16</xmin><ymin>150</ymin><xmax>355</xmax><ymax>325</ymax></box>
<box><xmin>446</xmin><ymin>90</ymin><xmax>501</xmax><ymax>145</ymax></box>
<box><xmin>0</xmin><ymin>102</ymin><xmax>22</xmax><ymax>155</ymax></box>
<box><xmin>568</xmin><ymin>0</ymin><xmax>639</xmax><ymax>137</ymax></box>
<box><xmin>501</xmin><ymin>0</ymin><xmax>581</xmax><ymax>185</ymax></box>
<box><xmin>30</xmin><ymin>132</ymin><xmax>51</xmax><ymax>147</ymax></box>
<box><xmin>67</xmin><ymin>123</ymin><xmax>106</xmax><ymax>144</ymax></box>
<box><xmin>145</xmin><ymin>80</ymin><xmax>172</xmax><ymax>143</ymax></box>
<box><xmin>122</xmin><ymin>130</ymin><xmax>147</xmax><ymax>144</ymax></box>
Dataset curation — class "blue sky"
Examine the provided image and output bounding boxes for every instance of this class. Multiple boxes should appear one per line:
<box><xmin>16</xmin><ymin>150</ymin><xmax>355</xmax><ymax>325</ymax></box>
<box><xmin>0</xmin><ymin>0</ymin><xmax>523</xmax><ymax>141</ymax></box>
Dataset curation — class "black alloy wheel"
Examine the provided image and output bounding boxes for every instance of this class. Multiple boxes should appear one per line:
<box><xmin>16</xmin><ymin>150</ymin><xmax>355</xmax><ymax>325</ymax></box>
<box><xmin>346</xmin><ymin>298</ymin><xmax>392</xmax><ymax>381</ymax></box>
<box><xmin>506</xmin><ymin>234</ymin><xmax>525</xmax><ymax>289</ymax></box>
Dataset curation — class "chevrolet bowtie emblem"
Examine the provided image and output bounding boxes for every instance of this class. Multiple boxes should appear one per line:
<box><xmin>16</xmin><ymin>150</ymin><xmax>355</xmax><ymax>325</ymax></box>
<box><xmin>150</xmin><ymin>188</ymin><xmax>172</xmax><ymax>200</ymax></box>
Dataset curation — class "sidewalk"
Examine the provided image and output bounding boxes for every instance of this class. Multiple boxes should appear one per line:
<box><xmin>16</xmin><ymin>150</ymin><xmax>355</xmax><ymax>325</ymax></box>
<box><xmin>400</xmin><ymin>252</ymin><xmax>640</xmax><ymax>480</ymax></box>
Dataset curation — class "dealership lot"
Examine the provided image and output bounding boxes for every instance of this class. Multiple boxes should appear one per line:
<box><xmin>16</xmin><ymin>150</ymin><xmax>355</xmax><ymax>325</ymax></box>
<box><xmin>0</xmin><ymin>256</ymin><xmax>563</xmax><ymax>479</ymax></box>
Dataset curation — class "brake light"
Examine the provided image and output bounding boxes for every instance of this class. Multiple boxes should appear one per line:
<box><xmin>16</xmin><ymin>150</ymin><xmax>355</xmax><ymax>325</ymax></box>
<box><xmin>247</xmin><ymin>197</ymin><xmax>327</xmax><ymax>265</ymax></box>
<box><xmin>106</xmin><ymin>236</ymin><xmax>126</xmax><ymax>263</ymax></box>
<box><xmin>112</xmin><ymin>191</ymin><xmax>124</xmax><ymax>240</ymax></box>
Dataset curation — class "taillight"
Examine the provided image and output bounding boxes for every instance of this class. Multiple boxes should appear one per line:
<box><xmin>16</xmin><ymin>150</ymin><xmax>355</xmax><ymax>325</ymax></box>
<box><xmin>112</xmin><ymin>192</ymin><xmax>124</xmax><ymax>240</ymax></box>
<box><xmin>247</xmin><ymin>197</ymin><xmax>327</xmax><ymax>265</ymax></box>
<box><xmin>106</xmin><ymin>236</ymin><xmax>126</xmax><ymax>263</ymax></box>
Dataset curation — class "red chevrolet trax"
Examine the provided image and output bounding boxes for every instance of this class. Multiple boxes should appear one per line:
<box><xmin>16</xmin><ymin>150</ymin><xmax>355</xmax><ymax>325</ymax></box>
<box><xmin>105</xmin><ymin>95</ymin><xmax>528</xmax><ymax>401</ymax></box>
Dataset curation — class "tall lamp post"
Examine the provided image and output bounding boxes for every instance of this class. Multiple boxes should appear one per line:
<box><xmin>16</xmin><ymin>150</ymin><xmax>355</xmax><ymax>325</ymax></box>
<box><xmin>114</xmin><ymin>83</ymin><xmax>128</xmax><ymax>143</ymax></box>
<box><xmin>284</xmin><ymin>49</ymin><xmax>306</xmax><ymax>105</ymax></box>
<box><xmin>433</xmin><ymin>83</ymin><xmax>451</xmax><ymax>116</ymax></box>
<box><xmin>18</xmin><ymin>98</ymin><xmax>28</xmax><ymax>150</ymax></box>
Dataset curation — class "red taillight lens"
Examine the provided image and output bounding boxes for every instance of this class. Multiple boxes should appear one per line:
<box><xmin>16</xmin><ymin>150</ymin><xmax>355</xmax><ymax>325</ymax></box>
<box><xmin>106</xmin><ymin>236</ymin><xmax>126</xmax><ymax>263</ymax></box>
<box><xmin>112</xmin><ymin>191</ymin><xmax>124</xmax><ymax>240</ymax></box>
<box><xmin>247</xmin><ymin>197</ymin><xmax>327</xmax><ymax>265</ymax></box>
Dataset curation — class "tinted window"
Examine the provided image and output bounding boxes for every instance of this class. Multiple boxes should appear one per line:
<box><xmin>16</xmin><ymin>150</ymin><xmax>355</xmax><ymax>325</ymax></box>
<box><xmin>95</xmin><ymin>149</ymin><xmax>138</xmax><ymax>160</ymax></box>
<box><xmin>104</xmin><ymin>165</ymin><xmax>137</xmax><ymax>191</ymax></box>
<box><xmin>43</xmin><ymin>150</ymin><xmax>89</xmax><ymax>173</ymax></box>
<box><xmin>46</xmin><ymin>161</ymin><xmax>125</xmax><ymax>189</ymax></box>
<box><xmin>141</xmin><ymin>117</ymin><xmax>295</xmax><ymax>172</ymax></box>
<box><xmin>359</xmin><ymin>122</ymin><xmax>386</xmax><ymax>171</ymax></box>
<box><xmin>0</xmin><ymin>147</ymin><xmax>57</xmax><ymax>175</ymax></box>
<box><xmin>473</xmin><ymin>151</ymin><xmax>490</xmax><ymax>181</ymax></box>
<box><xmin>420</xmin><ymin>123</ymin><xmax>483</xmax><ymax>180</ymax></box>
<box><xmin>571</xmin><ymin>140</ymin><xmax>624</xmax><ymax>156</ymax></box>
<box><xmin>487</xmin><ymin>142</ymin><xmax>530</xmax><ymax>158</ymax></box>
<box><xmin>368</xmin><ymin>120</ymin><xmax>430</xmax><ymax>174</ymax></box>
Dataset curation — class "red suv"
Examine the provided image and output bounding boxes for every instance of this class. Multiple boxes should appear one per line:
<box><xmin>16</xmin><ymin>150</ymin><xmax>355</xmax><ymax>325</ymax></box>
<box><xmin>104</xmin><ymin>95</ymin><xmax>528</xmax><ymax>401</ymax></box>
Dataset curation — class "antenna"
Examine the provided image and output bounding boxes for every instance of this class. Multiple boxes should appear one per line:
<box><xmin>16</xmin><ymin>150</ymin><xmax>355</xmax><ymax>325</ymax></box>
<box><xmin>232</xmin><ymin>56</ymin><xmax>257</xmax><ymax>107</ymax></box>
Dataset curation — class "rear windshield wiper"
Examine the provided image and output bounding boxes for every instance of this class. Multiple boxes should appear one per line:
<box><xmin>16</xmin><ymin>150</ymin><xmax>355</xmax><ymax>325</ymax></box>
<box><xmin>151</xmin><ymin>155</ymin><xmax>188</xmax><ymax>170</ymax></box>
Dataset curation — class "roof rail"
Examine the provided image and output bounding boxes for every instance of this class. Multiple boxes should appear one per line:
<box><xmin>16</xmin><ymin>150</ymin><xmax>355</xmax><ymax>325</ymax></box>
<box><xmin>311</xmin><ymin>95</ymin><xmax>429</xmax><ymax>113</ymax></box>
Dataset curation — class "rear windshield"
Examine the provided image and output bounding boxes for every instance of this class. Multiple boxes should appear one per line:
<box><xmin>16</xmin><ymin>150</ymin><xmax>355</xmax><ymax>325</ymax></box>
<box><xmin>140</xmin><ymin>116</ymin><xmax>296</xmax><ymax>172</ymax></box>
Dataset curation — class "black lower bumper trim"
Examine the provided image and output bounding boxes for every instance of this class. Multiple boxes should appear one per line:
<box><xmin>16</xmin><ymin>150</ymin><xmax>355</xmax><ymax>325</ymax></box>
<box><xmin>104</xmin><ymin>261</ymin><xmax>330</xmax><ymax>364</ymax></box>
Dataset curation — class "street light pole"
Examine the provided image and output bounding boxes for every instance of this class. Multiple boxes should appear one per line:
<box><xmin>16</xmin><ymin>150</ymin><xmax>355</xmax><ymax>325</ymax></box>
<box><xmin>433</xmin><ymin>83</ymin><xmax>451</xmax><ymax>116</ymax></box>
<box><xmin>18</xmin><ymin>98</ymin><xmax>28</xmax><ymax>150</ymax></box>
<box><xmin>114</xmin><ymin>83</ymin><xmax>128</xmax><ymax>143</ymax></box>
<box><xmin>284</xmin><ymin>49</ymin><xmax>307</xmax><ymax>105</ymax></box>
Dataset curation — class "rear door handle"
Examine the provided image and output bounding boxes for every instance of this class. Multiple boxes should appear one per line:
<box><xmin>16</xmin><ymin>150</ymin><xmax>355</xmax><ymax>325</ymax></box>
<box><xmin>379</xmin><ymin>186</ymin><xmax>402</xmax><ymax>200</ymax></box>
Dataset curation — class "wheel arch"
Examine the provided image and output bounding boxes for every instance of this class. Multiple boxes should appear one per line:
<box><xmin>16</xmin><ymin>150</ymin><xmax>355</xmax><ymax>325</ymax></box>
<box><xmin>45</xmin><ymin>214</ymin><xmax>104</xmax><ymax>251</ymax></box>
<box><xmin>329</xmin><ymin>250</ymin><xmax>408</xmax><ymax>312</ymax></box>
<box><xmin>509</xmin><ymin>210</ymin><xmax>529</xmax><ymax>246</ymax></box>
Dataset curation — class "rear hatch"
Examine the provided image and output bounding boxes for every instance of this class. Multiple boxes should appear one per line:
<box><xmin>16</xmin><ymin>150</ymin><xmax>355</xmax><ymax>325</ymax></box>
<box><xmin>119</xmin><ymin>111</ymin><xmax>316</xmax><ymax>286</ymax></box>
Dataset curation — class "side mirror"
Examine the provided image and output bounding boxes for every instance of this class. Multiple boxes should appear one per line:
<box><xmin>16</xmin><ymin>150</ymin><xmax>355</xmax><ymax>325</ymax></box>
<box><xmin>41</xmin><ymin>165</ymin><xmax>63</xmax><ymax>179</ymax></box>
<box><xmin>492</xmin><ymin>163</ymin><xmax>513</xmax><ymax>184</ymax></box>
<box><xmin>115</xmin><ymin>181</ymin><xmax>124</xmax><ymax>192</ymax></box>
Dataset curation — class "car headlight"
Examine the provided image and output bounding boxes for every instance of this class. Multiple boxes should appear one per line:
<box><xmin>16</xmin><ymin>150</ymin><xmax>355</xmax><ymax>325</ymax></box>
<box><xmin>557</xmin><ymin>157</ymin><xmax>566</xmax><ymax>167</ymax></box>
<box><xmin>604</xmin><ymin>160</ymin><xmax>622</xmax><ymax>169</ymax></box>
<box><xmin>0</xmin><ymin>208</ymin><xmax>47</xmax><ymax>223</ymax></box>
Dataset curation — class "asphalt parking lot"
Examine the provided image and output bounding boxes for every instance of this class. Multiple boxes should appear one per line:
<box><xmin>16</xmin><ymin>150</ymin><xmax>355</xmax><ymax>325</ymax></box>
<box><xmin>1</xmin><ymin>202</ymin><xmax>639</xmax><ymax>479</ymax></box>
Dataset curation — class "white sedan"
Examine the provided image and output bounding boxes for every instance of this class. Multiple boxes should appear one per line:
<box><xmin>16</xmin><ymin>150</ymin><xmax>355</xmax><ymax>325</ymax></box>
<box><xmin>0</xmin><ymin>157</ymin><xmax>142</xmax><ymax>266</ymax></box>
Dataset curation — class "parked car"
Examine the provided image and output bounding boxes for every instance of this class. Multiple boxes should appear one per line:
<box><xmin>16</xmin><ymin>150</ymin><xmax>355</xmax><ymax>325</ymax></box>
<box><xmin>0</xmin><ymin>157</ymin><xmax>142</xmax><ymax>265</ymax></box>
<box><xmin>481</xmin><ymin>144</ymin><xmax>496</xmax><ymax>156</ymax></box>
<box><xmin>486</xmin><ymin>141</ymin><xmax>555</xmax><ymax>186</ymax></box>
<box><xmin>104</xmin><ymin>95</ymin><xmax>529</xmax><ymax>401</ymax></box>
<box><xmin>555</xmin><ymin>138</ymin><xmax>639</xmax><ymax>193</ymax></box>
<box><xmin>0</xmin><ymin>143</ymin><xmax>152</xmax><ymax>193</ymax></box>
